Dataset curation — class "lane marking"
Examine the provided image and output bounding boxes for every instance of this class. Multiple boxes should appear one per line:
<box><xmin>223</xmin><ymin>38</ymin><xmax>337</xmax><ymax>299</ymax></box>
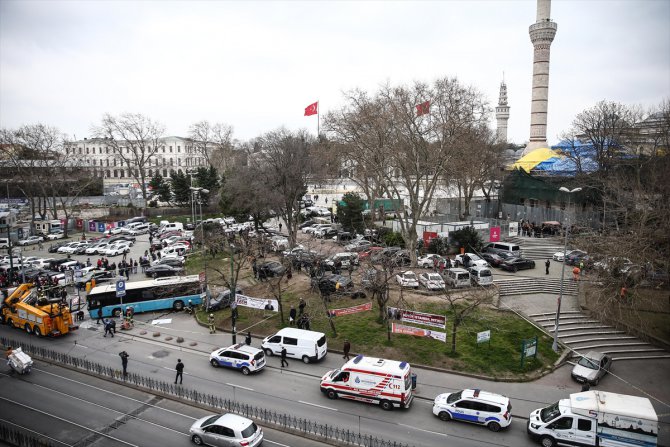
<box><xmin>397</xmin><ymin>423</ymin><xmax>449</xmax><ymax>437</ymax></box>
<box><xmin>265</xmin><ymin>441</ymin><xmax>292</xmax><ymax>447</ymax></box>
<box><xmin>226</xmin><ymin>383</ymin><xmax>254</xmax><ymax>391</ymax></box>
<box><xmin>0</xmin><ymin>396</ymin><xmax>139</xmax><ymax>447</ymax></box>
<box><xmin>298</xmin><ymin>401</ymin><xmax>338</xmax><ymax>412</ymax></box>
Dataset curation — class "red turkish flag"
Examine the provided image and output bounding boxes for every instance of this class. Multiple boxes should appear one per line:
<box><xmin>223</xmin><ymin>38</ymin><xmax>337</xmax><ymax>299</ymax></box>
<box><xmin>304</xmin><ymin>101</ymin><xmax>318</xmax><ymax>116</ymax></box>
<box><xmin>416</xmin><ymin>100</ymin><xmax>430</xmax><ymax>116</ymax></box>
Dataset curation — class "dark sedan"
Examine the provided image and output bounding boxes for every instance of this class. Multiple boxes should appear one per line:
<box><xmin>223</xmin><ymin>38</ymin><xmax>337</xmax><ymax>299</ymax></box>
<box><xmin>500</xmin><ymin>257</ymin><xmax>536</xmax><ymax>272</ymax></box>
<box><xmin>481</xmin><ymin>252</ymin><xmax>505</xmax><ymax>267</ymax></box>
<box><xmin>145</xmin><ymin>264</ymin><xmax>184</xmax><ymax>278</ymax></box>
<box><xmin>206</xmin><ymin>287</ymin><xmax>243</xmax><ymax>311</ymax></box>
<box><xmin>258</xmin><ymin>261</ymin><xmax>286</xmax><ymax>278</ymax></box>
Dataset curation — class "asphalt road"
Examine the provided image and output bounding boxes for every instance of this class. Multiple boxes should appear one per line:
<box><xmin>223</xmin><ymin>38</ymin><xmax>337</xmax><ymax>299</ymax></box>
<box><xmin>0</xmin><ymin>361</ymin><xmax>329</xmax><ymax>447</ymax></box>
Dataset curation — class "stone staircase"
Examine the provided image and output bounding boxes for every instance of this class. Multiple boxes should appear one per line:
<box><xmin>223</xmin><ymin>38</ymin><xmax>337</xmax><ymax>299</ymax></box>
<box><xmin>506</xmin><ymin>236</ymin><xmax>564</xmax><ymax>261</ymax></box>
<box><xmin>494</xmin><ymin>277</ymin><xmax>579</xmax><ymax>296</ymax></box>
<box><xmin>527</xmin><ymin>310</ymin><xmax>670</xmax><ymax>361</ymax></box>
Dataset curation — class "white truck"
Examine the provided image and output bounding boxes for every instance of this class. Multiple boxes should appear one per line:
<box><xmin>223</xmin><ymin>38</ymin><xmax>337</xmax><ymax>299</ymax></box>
<box><xmin>319</xmin><ymin>355</ymin><xmax>413</xmax><ymax>411</ymax></box>
<box><xmin>527</xmin><ymin>391</ymin><xmax>658</xmax><ymax>447</ymax></box>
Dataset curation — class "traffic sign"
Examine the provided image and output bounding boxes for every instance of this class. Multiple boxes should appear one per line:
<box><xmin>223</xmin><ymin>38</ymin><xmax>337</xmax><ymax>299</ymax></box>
<box><xmin>116</xmin><ymin>279</ymin><xmax>126</xmax><ymax>298</ymax></box>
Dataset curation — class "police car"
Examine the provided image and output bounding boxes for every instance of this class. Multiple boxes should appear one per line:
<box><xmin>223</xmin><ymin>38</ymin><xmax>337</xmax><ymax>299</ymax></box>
<box><xmin>432</xmin><ymin>389</ymin><xmax>512</xmax><ymax>432</ymax></box>
<box><xmin>209</xmin><ymin>344</ymin><xmax>266</xmax><ymax>375</ymax></box>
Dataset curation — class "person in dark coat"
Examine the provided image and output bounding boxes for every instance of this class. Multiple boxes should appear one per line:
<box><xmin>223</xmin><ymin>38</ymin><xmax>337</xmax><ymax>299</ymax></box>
<box><xmin>175</xmin><ymin>359</ymin><xmax>184</xmax><ymax>384</ymax></box>
<box><xmin>280</xmin><ymin>346</ymin><xmax>288</xmax><ymax>368</ymax></box>
<box><xmin>103</xmin><ymin>319</ymin><xmax>114</xmax><ymax>337</ymax></box>
<box><xmin>298</xmin><ymin>298</ymin><xmax>306</xmax><ymax>316</ymax></box>
<box><xmin>96</xmin><ymin>307</ymin><xmax>103</xmax><ymax>324</ymax></box>
<box><xmin>119</xmin><ymin>351</ymin><xmax>129</xmax><ymax>377</ymax></box>
<box><xmin>545</xmin><ymin>259</ymin><xmax>551</xmax><ymax>275</ymax></box>
<box><xmin>289</xmin><ymin>305</ymin><xmax>297</xmax><ymax>325</ymax></box>
<box><xmin>245</xmin><ymin>331</ymin><xmax>252</xmax><ymax>346</ymax></box>
<box><xmin>343</xmin><ymin>339</ymin><xmax>351</xmax><ymax>361</ymax></box>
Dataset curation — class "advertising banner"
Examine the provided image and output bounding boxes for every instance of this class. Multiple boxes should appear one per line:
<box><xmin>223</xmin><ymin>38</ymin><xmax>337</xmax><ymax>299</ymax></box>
<box><xmin>75</xmin><ymin>218</ymin><xmax>83</xmax><ymax>230</ymax></box>
<box><xmin>328</xmin><ymin>302</ymin><xmax>373</xmax><ymax>317</ymax></box>
<box><xmin>97</xmin><ymin>222</ymin><xmax>105</xmax><ymax>233</ymax></box>
<box><xmin>422</xmin><ymin>231</ymin><xmax>438</xmax><ymax>245</ymax></box>
<box><xmin>509</xmin><ymin>222</ymin><xmax>519</xmax><ymax>237</ymax></box>
<box><xmin>391</xmin><ymin>322</ymin><xmax>447</xmax><ymax>343</ymax></box>
<box><xmin>89</xmin><ymin>221</ymin><xmax>97</xmax><ymax>232</ymax></box>
<box><xmin>234</xmin><ymin>294</ymin><xmax>279</xmax><ymax>312</ymax></box>
<box><xmin>489</xmin><ymin>226</ymin><xmax>501</xmax><ymax>242</ymax></box>
<box><xmin>388</xmin><ymin>307</ymin><xmax>446</xmax><ymax>329</ymax></box>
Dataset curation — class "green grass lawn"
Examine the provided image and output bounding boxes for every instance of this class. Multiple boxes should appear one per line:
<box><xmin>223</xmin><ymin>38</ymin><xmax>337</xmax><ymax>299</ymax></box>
<box><xmin>191</xmin><ymin>248</ymin><xmax>560</xmax><ymax>378</ymax></box>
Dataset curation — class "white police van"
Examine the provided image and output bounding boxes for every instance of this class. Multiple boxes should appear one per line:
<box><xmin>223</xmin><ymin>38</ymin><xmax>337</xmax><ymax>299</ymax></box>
<box><xmin>433</xmin><ymin>388</ymin><xmax>512</xmax><ymax>432</ymax></box>
<box><xmin>209</xmin><ymin>343</ymin><xmax>266</xmax><ymax>375</ymax></box>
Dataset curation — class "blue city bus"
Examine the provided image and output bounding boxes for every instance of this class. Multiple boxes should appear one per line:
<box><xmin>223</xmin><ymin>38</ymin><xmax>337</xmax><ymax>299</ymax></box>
<box><xmin>86</xmin><ymin>275</ymin><xmax>204</xmax><ymax>318</ymax></box>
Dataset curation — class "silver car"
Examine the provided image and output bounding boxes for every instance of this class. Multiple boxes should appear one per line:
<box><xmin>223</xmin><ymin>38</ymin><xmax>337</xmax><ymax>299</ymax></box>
<box><xmin>571</xmin><ymin>350</ymin><xmax>612</xmax><ymax>385</ymax></box>
<box><xmin>190</xmin><ymin>413</ymin><xmax>263</xmax><ymax>446</ymax></box>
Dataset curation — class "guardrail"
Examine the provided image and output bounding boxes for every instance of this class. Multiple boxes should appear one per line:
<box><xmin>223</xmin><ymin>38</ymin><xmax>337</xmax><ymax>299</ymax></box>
<box><xmin>0</xmin><ymin>336</ymin><xmax>413</xmax><ymax>447</ymax></box>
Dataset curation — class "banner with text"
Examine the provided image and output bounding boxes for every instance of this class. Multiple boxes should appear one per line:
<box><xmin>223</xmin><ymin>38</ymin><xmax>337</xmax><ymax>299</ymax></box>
<box><xmin>391</xmin><ymin>322</ymin><xmax>447</xmax><ymax>343</ymax></box>
<box><xmin>388</xmin><ymin>307</ymin><xmax>446</xmax><ymax>329</ymax></box>
<box><xmin>329</xmin><ymin>302</ymin><xmax>373</xmax><ymax>317</ymax></box>
<box><xmin>235</xmin><ymin>294</ymin><xmax>279</xmax><ymax>312</ymax></box>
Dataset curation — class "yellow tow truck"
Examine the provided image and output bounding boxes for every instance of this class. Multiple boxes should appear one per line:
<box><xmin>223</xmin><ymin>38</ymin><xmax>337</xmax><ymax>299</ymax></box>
<box><xmin>1</xmin><ymin>283</ymin><xmax>77</xmax><ymax>337</ymax></box>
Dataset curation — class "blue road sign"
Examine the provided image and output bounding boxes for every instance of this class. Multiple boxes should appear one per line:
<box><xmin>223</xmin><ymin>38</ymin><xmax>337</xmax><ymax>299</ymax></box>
<box><xmin>116</xmin><ymin>279</ymin><xmax>126</xmax><ymax>298</ymax></box>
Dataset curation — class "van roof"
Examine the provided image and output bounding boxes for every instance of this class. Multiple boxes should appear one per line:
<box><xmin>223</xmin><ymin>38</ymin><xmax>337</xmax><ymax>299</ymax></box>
<box><xmin>570</xmin><ymin>391</ymin><xmax>657</xmax><ymax>422</ymax></box>
<box><xmin>275</xmin><ymin>327</ymin><xmax>325</xmax><ymax>340</ymax></box>
<box><xmin>344</xmin><ymin>355</ymin><xmax>410</xmax><ymax>373</ymax></box>
<box><xmin>449</xmin><ymin>268</ymin><xmax>469</xmax><ymax>274</ymax></box>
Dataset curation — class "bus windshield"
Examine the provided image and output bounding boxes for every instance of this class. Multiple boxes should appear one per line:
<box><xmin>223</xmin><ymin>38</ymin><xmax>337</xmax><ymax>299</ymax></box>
<box><xmin>87</xmin><ymin>276</ymin><xmax>203</xmax><ymax>318</ymax></box>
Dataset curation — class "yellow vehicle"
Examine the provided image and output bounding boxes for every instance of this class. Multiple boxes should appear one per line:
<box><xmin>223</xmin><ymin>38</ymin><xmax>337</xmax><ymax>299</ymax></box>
<box><xmin>1</xmin><ymin>284</ymin><xmax>76</xmax><ymax>337</ymax></box>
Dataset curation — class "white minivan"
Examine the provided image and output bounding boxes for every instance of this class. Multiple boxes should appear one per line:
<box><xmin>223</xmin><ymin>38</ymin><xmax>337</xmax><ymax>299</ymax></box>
<box><xmin>262</xmin><ymin>328</ymin><xmax>327</xmax><ymax>364</ymax></box>
<box><xmin>445</xmin><ymin>268</ymin><xmax>471</xmax><ymax>288</ymax></box>
<box><xmin>468</xmin><ymin>266</ymin><xmax>493</xmax><ymax>286</ymax></box>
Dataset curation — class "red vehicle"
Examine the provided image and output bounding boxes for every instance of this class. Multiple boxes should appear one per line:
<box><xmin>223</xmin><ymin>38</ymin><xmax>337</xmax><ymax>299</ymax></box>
<box><xmin>359</xmin><ymin>246</ymin><xmax>383</xmax><ymax>261</ymax></box>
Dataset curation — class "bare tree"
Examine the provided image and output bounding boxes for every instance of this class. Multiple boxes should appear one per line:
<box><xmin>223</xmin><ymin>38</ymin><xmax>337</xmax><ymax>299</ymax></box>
<box><xmin>92</xmin><ymin>113</ymin><xmax>165</xmax><ymax>201</ymax></box>
<box><xmin>250</xmin><ymin>128</ymin><xmax>314</xmax><ymax>247</ymax></box>
<box><xmin>188</xmin><ymin>120</ymin><xmax>236</xmax><ymax>172</ymax></box>
<box><xmin>440</xmin><ymin>287</ymin><xmax>495</xmax><ymax>353</ymax></box>
<box><xmin>326</xmin><ymin>78</ymin><xmax>490</xmax><ymax>265</ymax></box>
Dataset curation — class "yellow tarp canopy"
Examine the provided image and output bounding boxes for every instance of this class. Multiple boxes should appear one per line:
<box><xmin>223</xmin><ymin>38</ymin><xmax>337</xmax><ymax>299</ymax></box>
<box><xmin>509</xmin><ymin>147</ymin><xmax>559</xmax><ymax>172</ymax></box>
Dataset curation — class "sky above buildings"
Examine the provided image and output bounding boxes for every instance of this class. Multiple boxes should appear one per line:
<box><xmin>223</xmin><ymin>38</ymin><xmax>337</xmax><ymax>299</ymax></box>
<box><xmin>1</xmin><ymin>0</ymin><xmax>668</xmax><ymax>146</ymax></box>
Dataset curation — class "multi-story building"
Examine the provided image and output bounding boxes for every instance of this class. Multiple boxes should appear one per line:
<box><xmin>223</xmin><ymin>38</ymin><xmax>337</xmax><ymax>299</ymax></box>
<box><xmin>64</xmin><ymin>136</ymin><xmax>209</xmax><ymax>185</ymax></box>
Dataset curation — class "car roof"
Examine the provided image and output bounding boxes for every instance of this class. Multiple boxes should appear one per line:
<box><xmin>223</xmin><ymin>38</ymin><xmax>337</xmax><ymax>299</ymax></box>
<box><xmin>211</xmin><ymin>413</ymin><xmax>253</xmax><ymax>430</ymax></box>
<box><xmin>220</xmin><ymin>343</ymin><xmax>262</xmax><ymax>355</ymax></box>
<box><xmin>583</xmin><ymin>350</ymin><xmax>607</xmax><ymax>361</ymax></box>
<box><xmin>460</xmin><ymin>389</ymin><xmax>509</xmax><ymax>406</ymax></box>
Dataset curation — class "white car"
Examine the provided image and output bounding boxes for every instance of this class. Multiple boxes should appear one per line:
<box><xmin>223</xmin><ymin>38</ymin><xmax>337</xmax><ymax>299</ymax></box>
<box><xmin>282</xmin><ymin>245</ymin><xmax>306</xmax><ymax>257</ymax></box>
<box><xmin>454</xmin><ymin>253</ymin><xmax>488</xmax><ymax>268</ymax></box>
<box><xmin>222</xmin><ymin>216</ymin><xmax>236</xmax><ymax>225</ymax></box>
<box><xmin>17</xmin><ymin>236</ymin><xmax>43</xmax><ymax>246</ymax></box>
<box><xmin>417</xmin><ymin>254</ymin><xmax>445</xmax><ymax>268</ymax></box>
<box><xmin>46</xmin><ymin>231</ymin><xmax>65</xmax><ymax>240</ymax></box>
<box><xmin>31</xmin><ymin>258</ymin><xmax>55</xmax><ymax>269</ymax></box>
<box><xmin>107</xmin><ymin>227</ymin><xmax>124</xmax><ymax>235</ymax></box>
<box><xmin>85</xmin><ymin>242</ymin><xmax>109</xmax><ymax>255</ymax></box>
<box><xmin>396</xmin><ymin>271</ymin><xmax>419</xmax><ymax>288</ymax></box>
<box><xmin>189</xmin><ymin>413</ymin><xmax>263</xmax><ymax>447</ymax></box>
<box><xmin>344</xmin><ymin>239</ymin><xmax>371</xmax><ymax>251</ymax></box>
<box><xmin>59</xmin><ymin>242</ymin><xmax>87</xmax><ymax>254</ymax></box>
<box><xmin>433</xmin><ymin>389</ymin><xmax>512</xmax><ymax>432</ymax></box>
<box><xmin>418</xmin><ymin>272</ymin><xmax>446</xmax><ymax>290</ymax></box>
<box><xmin>552</xmin><ymin>249</ymin><xmax>584</xmax><ymax>262</ymax></box>
<box><xmin>104</xmin><ymin>243</ymin><xmax>131</xmax><ymax>256</ymax></box>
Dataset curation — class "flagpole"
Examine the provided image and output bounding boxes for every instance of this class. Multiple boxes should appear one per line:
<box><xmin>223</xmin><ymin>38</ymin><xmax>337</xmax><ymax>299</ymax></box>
<box><xmin>317</xmin><ymin>100</ymin><xmax>320</xmax><ymax>138</ymax></box>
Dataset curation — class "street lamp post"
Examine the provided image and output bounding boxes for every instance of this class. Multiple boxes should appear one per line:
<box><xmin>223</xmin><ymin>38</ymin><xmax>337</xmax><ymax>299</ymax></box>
<box><xmin>190</xmin><ymin>187</ymin><xmax>210</xmax><ymax>309</ymax></box>
<box><xmin>552</xmin><ymin>186</ymin><xmax>582</xmax><ymax>352</ymax></box>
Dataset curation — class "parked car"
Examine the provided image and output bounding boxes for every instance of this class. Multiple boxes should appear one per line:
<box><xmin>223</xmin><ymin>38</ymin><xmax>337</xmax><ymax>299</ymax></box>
<box><xmin>566</xmin><ymin>250</ymin><xmax>590</xmax><ymax>266</ymax></box>
<box><xmin>299</xmin><ymin>220</ymin><xmax>316</xmax><ymax>229</ymax></box>
<box><xmin>500</xmin><ymin>257</ymin><xmax>536</xmax><ymax>272</ymax></box>
<box><xmin>104</xmin><ymin>243</ymin><xmax>131</xmax><ymax>257</ymax></box>
<box><xmin>417</xmin><ymin>254</ymin><xmax>445</xmax><ymax>269</ymax></box>
<box><xmin>396</xmin><ymin>271</ymin><xmax>419</xmax><ymax>288</ymax></box>
<box><xmin>257</xmin><ymin>261</ymin><xmax>286</xmax><ymax>278</ymax></box>
<box><xmin>151</xmin><ymin>256</ymin><xmax>185</xmax><ymax>268</ymax></box>
<box><xmin>206</xmin><ymin>287</ymin><xmax>243</xmax><ymax>311</ymax></box>
<box><xmin>17</xmin><ymin>236</ymin><xmax>44</xmax><ymax>246</ymax></box>
<box><xmin>454</xmin><ymin>253</ymin><xmax>488</xmax><ymax>268</ymax></box>
<box><xmin>316</xmin><ymin>274</ymin><xmax>365</xmax><ymax>298</ymax></box>
<box><xmin>432</xmin><ymin>389</ymin><xmax>512</xmax><ymax>432</ymax></box>
<box><xmin>418</xmin><ymin>272</ymin><xmax>446</xmax><ymax>290</ymax></box>
<box><xmin>324</xmin><ymin>252</ymin><xmax>359</xmax><ymax>270</ymax></box>
<box><xmin>85</xmin><ymin>242</ymin><xmax>110</xmax><ymax>255</ymax></box>
<box><xmin>553</xmin><ymin>249</ymin><xmax>585</xmax><ymax>262</ymax></box>
<box><xmin>359</xmin><ymin>246</ymin><xmax>383</xmax><ymax>261</ymax></box>
<box><xmin>46</xmin><ymin>231</ymin><xmax>65</xmax><ymax>240</ymax></box>
<box><xmin>189</xmin><ymin>413</ymin><xmax>264</xmax><ymax>447</ymax></box>
<box><xmin>571</xmin><ymin>351</ymin><xmax>612</xmax><ymax>386</ymax></box>
<box><xmin>344</xmin><ymin>239</ymin><xmax>371</xmax><ymax>252</ymax></box>
<box><xmin>481</xmin><ymin>252</ymin><xmax>505</xmax><ymax>268</ymax></box>
<box><xmin>58</xmin><ymin>242</ymin><xmax>83</xmax><ymax>254</ymax></box>
<box><xmin>391</xmin><ymin>250</ymin><xmax>411</xmax><ymax>267</ymax></box>
<box><xmin>48</xmin><ymin>241</ymin><xmax>70</xmax><ymax>253</ymax></box>
<box><xmin>145</xmin><ymin>264</ymin><xmax>184</xmax><ymax>278</ymax></box>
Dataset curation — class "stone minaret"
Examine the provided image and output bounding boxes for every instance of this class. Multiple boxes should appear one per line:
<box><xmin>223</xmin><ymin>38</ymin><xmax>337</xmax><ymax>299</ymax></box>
<box><xmin>524</xmin><ymin>0</ymin><xmax>557</xmax><ymax>154</ymax></box>
<box><xmin>495</xmin><ymin>78</ymin><xmax>510</xmax><ymax>144</ymax></box>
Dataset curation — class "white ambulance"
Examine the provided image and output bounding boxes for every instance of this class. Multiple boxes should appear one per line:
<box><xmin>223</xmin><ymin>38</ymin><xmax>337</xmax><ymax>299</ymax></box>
<box><xmin>319</xmin><ymin>355</ymin><xmax>413</xmax><ymax>411</ymax></box>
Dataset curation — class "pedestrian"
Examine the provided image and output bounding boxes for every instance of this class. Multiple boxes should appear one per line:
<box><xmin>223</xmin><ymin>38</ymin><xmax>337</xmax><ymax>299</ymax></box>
<box><xmin>133</xmin><ymin>260</ymin><xmax>138</xmax><ymax>274</ymax></box>
<box><xmin>252</xmin><ymin>258</ymin><xmax>258</xmax><ymax>279</ymax></box>
<box><xmin>208</xmin><ymin>314</ymin><xmax>216</xmax><ymax>334</ymax></box>
<box><xmin>280</xmin><ymin>346</ymin><xmax>288</xmax><ymax>368</ymax></box>
<box><xmin>103</xmin><ymin>319</ymin><xmax>114</xmax><ymax>337</ymax></box>
<box><xmin>573</xmin><ymin>266</ymin><xmax>581</xmax><ymax>281</ymax></box>
<box><xmin>125</xmin><ymin>263</ymin><xmax>130</xmax><ymax>279</ymax></box>
<box><xmin>343</xmin><ymin>339</ymin><xmax>351</xmax><ymax>361</ymax></box>
<box><xmin>289</xmin><ymin>305</ymin><xmax>297</xmax><ymax>325</ymax></box>
<box><xmin>96</xmin><ymin>307</ymin><xmax>102</xmax><ymax>324</ymax></box>
<box><xmin>119</xmin><ymin>351</ymin><xmax>129</xmax><ymax>377</ymax></box>
<box><xmin>298</xmin><ymin>298</ymin><xmax>306</xmax><ymax>316</ymax></box>
<box><xmin>245</xmin><ymin>331</ymin><xmax>252</xmax><ymax>346</ymax></box>
<box><xmin>110</xmin><ymin>318</ymin><xmax>116</xmax><ymax>335</ymax></box>
<box><xmin>174</xmin><ymin>359</ymin><xmax>184</xmax><ymax>384</ymax></box>
<box><xmin>279</xmin><ymin>222</ymin><xmax>283</xmax><ymax>232</ymax></box>
<box><xmin>286</xmin><ymin>264</ymin><xmax>292</xmax><ymax>282</ymax></box>
<box><xmin>86</xmin><ymin>258</ymin><xmax>91</xmax><ymax>267</ymax></box>
<box><xmin>545</xmin><ymin>259</ymin><xmax>551</xmax><ymax>275</ymax></box>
